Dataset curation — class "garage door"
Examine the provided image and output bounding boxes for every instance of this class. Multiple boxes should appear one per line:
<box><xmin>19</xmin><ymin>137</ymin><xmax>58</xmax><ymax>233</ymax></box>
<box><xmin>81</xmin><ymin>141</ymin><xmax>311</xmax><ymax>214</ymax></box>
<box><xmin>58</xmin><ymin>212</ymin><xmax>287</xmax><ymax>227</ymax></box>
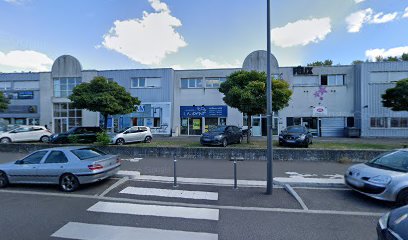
<box><xmin>320</xmin><ymin>118</ymin><xmax>345</xmax><ymax>137</ymax></box>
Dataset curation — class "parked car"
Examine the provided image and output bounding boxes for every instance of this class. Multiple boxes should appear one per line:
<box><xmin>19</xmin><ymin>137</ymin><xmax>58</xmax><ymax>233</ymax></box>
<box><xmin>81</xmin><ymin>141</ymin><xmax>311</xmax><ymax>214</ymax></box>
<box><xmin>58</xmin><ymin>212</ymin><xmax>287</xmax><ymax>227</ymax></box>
<box><xmin>240</xmin><ymin>126</ymin><xmax>252</xmax><ymax>137</ymax></box>
<box><xmin>278</xmin><ymin>125</ymin><xmax>313</xmax><ymax>148</ymax></box>
<box><xmin>50</xmin><ymin>126</ymin><xmax>103</xmax><ymax>144</ymax></box>
<box><xmin>0</xmin><ymin>147</ymin><xmax>121</xmax><ymax>192</ymax></box>
<box><xmin>377</xmin><ymin>205</ymin><xmax>408</xmax><ymax>240</ymax></box>
<box><xmin>345</xmin><ymin>149</ymin><xmax>408</xmax><ymax>206</ymax></box>
<box><xmin>200</xmin><ymin>125</ymin><xmax>243</xmax><ymax>147</ymax></box>
<box><xmin>0</xmin><ymin>125</ymin><xmax>51</xmax><ymax>144</ymax></box>
<box><xmin>111</xmin><ymin>126</ymin><xmax>153</xmax><ymax>145</ymax></box>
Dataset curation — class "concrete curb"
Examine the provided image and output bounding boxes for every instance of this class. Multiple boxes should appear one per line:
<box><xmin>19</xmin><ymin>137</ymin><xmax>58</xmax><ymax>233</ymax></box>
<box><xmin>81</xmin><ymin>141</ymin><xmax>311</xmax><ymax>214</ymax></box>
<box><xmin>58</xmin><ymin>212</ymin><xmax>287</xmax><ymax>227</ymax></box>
<box><xmin>114</xmin><ymin>171</ymin><xmax>346</xmax><ymax>188</ymax></box>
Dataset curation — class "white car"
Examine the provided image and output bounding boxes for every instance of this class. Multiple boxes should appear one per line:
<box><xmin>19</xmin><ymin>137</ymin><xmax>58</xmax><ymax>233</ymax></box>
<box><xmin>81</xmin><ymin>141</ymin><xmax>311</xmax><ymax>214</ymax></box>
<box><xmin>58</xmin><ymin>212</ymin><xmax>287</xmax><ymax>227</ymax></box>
<box><xmin>0</xmin><ymin>126</ymin><xmax>52</xmax><ymax>143</ymax></box>
<box><xmin>111</xmin><ymin>126</ymin><xmax>153</xmax><ymax>145</ymax></box>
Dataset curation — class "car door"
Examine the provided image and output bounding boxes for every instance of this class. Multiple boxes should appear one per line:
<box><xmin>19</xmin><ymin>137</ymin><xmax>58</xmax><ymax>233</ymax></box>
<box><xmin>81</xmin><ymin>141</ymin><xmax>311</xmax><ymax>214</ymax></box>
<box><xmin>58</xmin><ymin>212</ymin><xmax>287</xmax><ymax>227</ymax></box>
<box><xmin>74</xmin><ymin>127</ymin><xmax>87</xmax><ymax>143</ymax></box>
<box><xmin>7</xmin><ymin>150</ymin><xmax>48</xmax><ymax>183</ymax></box>
<box><xmin>225</xmin><ymin>126</ymin><xmax>233</xmax><ymax>143</ymax></box>
<box><xmin>127</xmin><ymin>127</ymin><xmax>140</xmax><ymax>142</ymax></box>
<box><xmin>27</xmin><ymin>127</ymin><xmax>44</xmax><ymax>142</ymax></box>
<box><xmin>37</xmin><ymin>150</ymin><xmax>69</xmax><ymax>184</ymax></box>
<box><xmin>10</xmin><ymin>127</ymin><xmax>31</xmax><ymax>142</ymax></box>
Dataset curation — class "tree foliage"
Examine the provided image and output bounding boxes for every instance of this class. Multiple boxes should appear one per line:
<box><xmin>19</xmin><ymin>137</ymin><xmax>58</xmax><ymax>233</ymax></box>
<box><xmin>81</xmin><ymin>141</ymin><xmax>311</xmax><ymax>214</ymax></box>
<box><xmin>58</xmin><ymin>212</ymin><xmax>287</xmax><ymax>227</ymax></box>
<box><xmin>381</xmin><ymin>78</ymin><xmax>408</xmax><ymax>111</ymax></box>
<box><xmin>219</xmin><ymin>70</ymin><xmax>292</xmax><ymax>142</ymax></box>
<box><xmin>69</xmin><ymin>76</ymin><xmax>141</xmax><ymax>129</ymax></box>
<box><xmin>307</xmin><ymin>60</ymin><xmax>333</xmax><ymax>66</ymax></box>
<box><xmin>0</xmin><ymin>92</ymin><xmax>9</xmax><ymax>112</ymax></box>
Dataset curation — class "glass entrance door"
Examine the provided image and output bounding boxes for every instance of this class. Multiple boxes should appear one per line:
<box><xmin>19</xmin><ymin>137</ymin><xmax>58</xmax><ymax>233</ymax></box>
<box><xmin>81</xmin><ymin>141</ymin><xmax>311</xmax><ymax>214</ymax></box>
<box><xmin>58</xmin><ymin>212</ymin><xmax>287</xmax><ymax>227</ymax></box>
<box><xmin>252</xmin><ymin>116</ymin><xmax>262</xmax><ymax>136</ymax></box>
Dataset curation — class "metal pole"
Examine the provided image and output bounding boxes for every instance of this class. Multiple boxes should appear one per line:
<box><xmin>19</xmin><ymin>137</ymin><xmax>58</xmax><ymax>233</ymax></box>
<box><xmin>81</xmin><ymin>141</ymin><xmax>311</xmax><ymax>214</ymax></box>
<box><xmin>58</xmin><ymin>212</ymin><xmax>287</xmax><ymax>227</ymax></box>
<box><xmin>173</xmin><ymin>157</ymin><xmax>178</xmax><ymax>188</ymax></box>
<box><xmin>233</xmin><ymin>160</ymin><xmax>237</xmax><ymax>189</ymax></box>
<box><xmin>266</xmin><ymin>0</ymin><xmax>273</xmax><ymax>195</ymax></box>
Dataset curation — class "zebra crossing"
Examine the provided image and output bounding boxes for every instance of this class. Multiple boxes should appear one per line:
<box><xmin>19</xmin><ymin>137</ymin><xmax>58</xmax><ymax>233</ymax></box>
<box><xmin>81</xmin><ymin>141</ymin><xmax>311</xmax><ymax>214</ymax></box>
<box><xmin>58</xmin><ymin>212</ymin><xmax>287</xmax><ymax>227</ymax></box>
<box><xmin>51</xmin><ymin>182</ymin><xmax>220</xmax><ymax>240</ymax></box>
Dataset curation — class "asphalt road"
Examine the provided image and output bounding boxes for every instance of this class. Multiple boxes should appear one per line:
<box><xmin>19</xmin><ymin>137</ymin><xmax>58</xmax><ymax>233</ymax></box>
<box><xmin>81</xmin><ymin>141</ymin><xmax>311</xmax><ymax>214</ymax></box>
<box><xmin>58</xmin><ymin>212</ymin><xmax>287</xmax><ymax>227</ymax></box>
<box><xmin>0</xmin><ymin>152</ymin><xmax>394</xmax><ymax>239</ymax></box>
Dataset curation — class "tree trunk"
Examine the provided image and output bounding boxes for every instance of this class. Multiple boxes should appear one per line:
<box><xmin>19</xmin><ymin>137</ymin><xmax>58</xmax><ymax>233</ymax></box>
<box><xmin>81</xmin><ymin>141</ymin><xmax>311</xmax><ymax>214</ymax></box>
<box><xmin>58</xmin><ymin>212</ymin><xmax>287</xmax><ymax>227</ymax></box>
<box><xmin>247</xmin><ymin>114</ymin><xmax>252</xmax><ymax>144</ymax></box>
<box><xmin>103</xmin><ymin>113</ymin><xmax>108</xmax><ymax>131</ymax></box>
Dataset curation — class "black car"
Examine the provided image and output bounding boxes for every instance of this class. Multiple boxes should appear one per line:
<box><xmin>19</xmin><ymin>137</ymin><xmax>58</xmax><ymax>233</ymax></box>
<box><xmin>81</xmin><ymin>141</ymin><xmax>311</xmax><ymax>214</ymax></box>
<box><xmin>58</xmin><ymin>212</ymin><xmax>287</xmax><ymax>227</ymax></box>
<box><xmin>377</xmin><ymin>205</ymin><xmax>408</xmax><ymax>240</ymax></box>
<box><xmin>278</xmin><ymin>125</ymin><xmax>313</xmax><ymax>148</ymax></box>
<box><xmin>50</xmin><ymin>126</ymin><xmax>103</xmax><ymax>144</ymax></box>
<box><xmin>200</xmin><ymin>125</ymin><xmax>243</xmax><ymax>147</ymax></box>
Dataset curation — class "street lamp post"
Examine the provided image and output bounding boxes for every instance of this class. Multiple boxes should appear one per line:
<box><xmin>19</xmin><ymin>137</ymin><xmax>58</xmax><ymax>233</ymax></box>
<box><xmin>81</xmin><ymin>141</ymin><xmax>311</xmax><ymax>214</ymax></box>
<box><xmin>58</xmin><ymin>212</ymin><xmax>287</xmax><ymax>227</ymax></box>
<box><xmin>266</xmin><ymin>0</ymin><xmax>273</xmax><ymax>195</ymax></box>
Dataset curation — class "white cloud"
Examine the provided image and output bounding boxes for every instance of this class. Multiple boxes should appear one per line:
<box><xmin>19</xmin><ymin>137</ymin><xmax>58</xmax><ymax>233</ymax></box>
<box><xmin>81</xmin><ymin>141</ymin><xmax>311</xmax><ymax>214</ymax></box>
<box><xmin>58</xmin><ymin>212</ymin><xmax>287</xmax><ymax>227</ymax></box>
<box><xmin>0</xmin><ymin>50</ymin><xmax>53</xmax><ymax>72</ymax></box>
<box><xmin>3</xmin><ymin>0</ymin><xmax>27</xmax><ymax>4</ymax></box>
<box><xmin>271</xmin><ymin>18</ymin><xmax>332</xmax><ymax>48</ymax></box>
<box><xmin>346</xmin><ymin>8</ymin><xmax>399</xmax><ymax>33</ymax></box>
<box><xmin>102</xmin><ymin>0</ymin><xmax>187</xmax><ymax>66</ymax></box>
<box><xmin>365</xmin><ymin>46</ymin><xmax>408</xmax><ymax>61</ymax></box>
<box><xmin>403</xmin><ymin>7</ymin><xmax>408</xmax><ymax>18</ymax></box>
<box><xmin>354</xmin><ymin>0</ymin><xmax>366</xmax><ymax>3</ymax></box>
<box><xmin>195</xmin><ymin>58</ymin><xmax>240</xmax><ymax>69</ymax></box>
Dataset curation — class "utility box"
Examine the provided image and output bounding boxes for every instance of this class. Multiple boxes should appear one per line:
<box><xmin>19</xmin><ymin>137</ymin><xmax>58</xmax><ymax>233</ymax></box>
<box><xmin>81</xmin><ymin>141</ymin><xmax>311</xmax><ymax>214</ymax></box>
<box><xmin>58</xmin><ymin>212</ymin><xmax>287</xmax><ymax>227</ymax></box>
<box><xmin>345</xmin><ymin>127</ymin><xmax>361</xmax><ymax>138</ymax></box>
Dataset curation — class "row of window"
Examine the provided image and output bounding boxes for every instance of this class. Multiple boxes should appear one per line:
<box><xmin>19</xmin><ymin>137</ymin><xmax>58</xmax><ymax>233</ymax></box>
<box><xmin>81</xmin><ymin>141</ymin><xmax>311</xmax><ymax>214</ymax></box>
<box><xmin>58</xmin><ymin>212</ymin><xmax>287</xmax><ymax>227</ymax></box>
<box><xmin>181</xmin><ymin>77</ymin><xmax>226</xmax><ymax>89</ymax></box>
<box><xmin>370</xmin><ymin>117</ymin><xmax>408</xmax><ymax>128</ymax></box>
<box><xmin>293</xmin><ymin>75</ymin><xmax>345</xmax><ymax>87</ymax></box>
<box><xmin>53</xmin><ymin>77</ymin><xmax>82</xmax><ymax>98</ymax></box>
<box><xmin>0</xmin><ymin>81</ymin><xmax>39</xmax><ymax>90</ymax></box>
<box><xmin>3</xmin><ymin>91</ymin><xmax>34</xmax><ymax>100</ymax></box>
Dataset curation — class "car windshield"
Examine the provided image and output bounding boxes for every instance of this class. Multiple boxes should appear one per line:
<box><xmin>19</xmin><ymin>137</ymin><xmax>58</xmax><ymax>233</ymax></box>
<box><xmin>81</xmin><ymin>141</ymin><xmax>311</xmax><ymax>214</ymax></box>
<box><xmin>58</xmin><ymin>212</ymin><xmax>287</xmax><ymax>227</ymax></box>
<box><xmin>71</xmin><ymin>148</ymin><xmax>107</xmax><ymax>160</ymax></box>
<box><xmin>366</xmin><ymin>150</ymin><xmax>408</xmax><ymax>173</ymax></box>
<box><xmin>285</xmin><ymin>126</ymin><xmax>304</xmax><ymax>133</ymax></box>
<box><xmin>209</xmin><ymin>126</ymin><xmax>227</xmax><ymax>132</ymax></box>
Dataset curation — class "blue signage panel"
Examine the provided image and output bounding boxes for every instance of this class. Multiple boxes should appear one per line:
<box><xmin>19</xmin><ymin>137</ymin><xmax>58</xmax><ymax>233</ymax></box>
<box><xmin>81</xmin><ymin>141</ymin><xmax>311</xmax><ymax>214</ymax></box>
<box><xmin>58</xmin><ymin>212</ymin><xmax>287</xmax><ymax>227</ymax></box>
<box><xmin>180</xmin><ymin>106</ymin><xmax>227</xmax><ymax>118</ymax></box>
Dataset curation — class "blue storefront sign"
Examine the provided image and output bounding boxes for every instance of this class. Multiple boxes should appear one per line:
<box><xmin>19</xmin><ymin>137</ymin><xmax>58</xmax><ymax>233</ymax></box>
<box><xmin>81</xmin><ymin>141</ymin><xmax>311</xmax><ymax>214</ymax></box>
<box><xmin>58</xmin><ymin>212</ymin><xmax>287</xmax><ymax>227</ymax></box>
<box><xmin>180</xmin><ymin>106</ymin><xmax>227</xmax><ymax>118</ymax></box>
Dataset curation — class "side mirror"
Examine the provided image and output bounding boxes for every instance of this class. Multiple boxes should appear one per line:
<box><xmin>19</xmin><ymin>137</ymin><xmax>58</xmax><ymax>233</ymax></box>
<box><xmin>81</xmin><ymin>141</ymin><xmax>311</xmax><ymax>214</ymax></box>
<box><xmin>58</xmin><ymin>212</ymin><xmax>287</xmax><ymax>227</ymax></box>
<box><xmin>124</xmin><ymin>131</ymin><xmax>129</xmax><ymax>134</ymax></box>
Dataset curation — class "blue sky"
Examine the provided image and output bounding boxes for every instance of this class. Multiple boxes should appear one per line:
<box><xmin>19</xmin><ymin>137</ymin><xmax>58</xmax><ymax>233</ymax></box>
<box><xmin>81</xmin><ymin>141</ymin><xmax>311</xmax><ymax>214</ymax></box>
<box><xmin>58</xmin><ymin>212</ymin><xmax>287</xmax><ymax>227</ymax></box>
<box><xmin>0</xmin><ymin>0</ymin><xmax>407</xmax><ymax>72</ymax></box>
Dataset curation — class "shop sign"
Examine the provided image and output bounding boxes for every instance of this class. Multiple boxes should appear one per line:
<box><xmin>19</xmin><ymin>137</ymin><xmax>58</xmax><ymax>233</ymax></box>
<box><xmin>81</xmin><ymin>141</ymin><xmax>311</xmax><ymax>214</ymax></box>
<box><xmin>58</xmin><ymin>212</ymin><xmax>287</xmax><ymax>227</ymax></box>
<box><xmin>193</xmin><ymin>119</ymin><xmax>201</xmax><ymax>130</ymax></box>
<box><xmin>180</xmin><ymin>106</ymin><xmax>227</xmax><ymax>118</ymax></box>
<box><xmin>313</xmin><ymin>106</ymin><xmax>328</xmax><ymax>116</ymax></box>
<box><xmin>133</xmin><ymin>104</ymin><xmax>151</xmax><ymax>117</ymax></box>
<box><xmin>293</xmin><ymin>66</ymin><xmax>313</xmax><ymax>75</ymax></box>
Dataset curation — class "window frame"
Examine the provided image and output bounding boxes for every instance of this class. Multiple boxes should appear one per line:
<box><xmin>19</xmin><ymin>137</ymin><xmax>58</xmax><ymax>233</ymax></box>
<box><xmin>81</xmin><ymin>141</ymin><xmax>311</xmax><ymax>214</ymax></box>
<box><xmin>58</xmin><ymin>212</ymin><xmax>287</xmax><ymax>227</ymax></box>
<box><xmin>131</xmin><ymin>77</ymin><xmax>161</xmax><ymax>88</ymax></box>
<box><xmin>44</xmin><ymin>151</ymin><xmax>69</xmax><ymax>164</ymax></box>
<box><xmin>180</xmin><ymin>78</ymin><xmax>203</xmax><ymax>89</ymax></box>
<box><xmin>205</xmin><ymin>77</ymin><xmax>226</xmax><ymax>88</ymax></box>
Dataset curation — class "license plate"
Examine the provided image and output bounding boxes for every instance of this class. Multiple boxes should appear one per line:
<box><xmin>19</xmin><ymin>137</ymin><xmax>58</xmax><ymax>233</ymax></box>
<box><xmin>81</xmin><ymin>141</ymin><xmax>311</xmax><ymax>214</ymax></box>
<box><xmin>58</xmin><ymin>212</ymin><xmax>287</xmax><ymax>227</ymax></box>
<box><xmin>347</xmin><ymin>178</ymin><xmax>364</xmax><ymax>188</ymax></box>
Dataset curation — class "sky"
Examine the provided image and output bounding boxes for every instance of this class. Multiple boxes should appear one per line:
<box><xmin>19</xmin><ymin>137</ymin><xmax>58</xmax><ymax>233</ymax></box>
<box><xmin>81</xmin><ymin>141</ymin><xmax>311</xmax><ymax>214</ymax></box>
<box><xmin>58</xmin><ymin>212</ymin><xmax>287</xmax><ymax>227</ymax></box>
<box><xmin>0</xmin><ymin>0</ymin><xmax>407</xmax><ymax>72</ymax></box>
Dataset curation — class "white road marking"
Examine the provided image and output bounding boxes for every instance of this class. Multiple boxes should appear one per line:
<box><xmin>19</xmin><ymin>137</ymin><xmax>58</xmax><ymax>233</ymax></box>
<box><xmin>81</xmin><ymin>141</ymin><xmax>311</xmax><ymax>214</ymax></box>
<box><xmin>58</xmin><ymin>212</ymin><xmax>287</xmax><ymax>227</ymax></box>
<box><xmin>121</xmin><ymin>157</ymin><xmax>143</xmax><ymax>163</ymax></box>
<box><xmin>283</xmin><ymin>184</ymin><xmax>308</xmax><ymax>210</ymax></box>
<box><xmin>52</xmin><ymin>222</ymin><xmax>218</xmax><ymax>240</ymax></box>
<box><xmin>120</xmin><ymin>187</ymin><xmax>218</xmax><ymax>200</ymax></box>
<box><xmin>99</xmin><ymin>177</ymin><xmax>129</xmax><ymax>197</ymax></box>
<box><xmin>0</xmin><ymin>189</ymin><xmax>385</xmax><ymax>217</ymax></box>
<box><xmin>88</xmin><ymin>201</ymin><xmax>219</xmax><ymax>221</ymax></box>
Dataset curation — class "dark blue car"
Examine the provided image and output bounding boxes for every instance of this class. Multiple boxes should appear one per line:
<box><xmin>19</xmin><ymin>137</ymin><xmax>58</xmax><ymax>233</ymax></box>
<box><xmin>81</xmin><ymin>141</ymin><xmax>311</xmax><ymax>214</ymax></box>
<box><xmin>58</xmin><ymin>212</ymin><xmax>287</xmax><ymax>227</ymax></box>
<box><xmin>377</xmin><ymin>205</ymin><xmax>408</xmax><ymax>240</ymax></box>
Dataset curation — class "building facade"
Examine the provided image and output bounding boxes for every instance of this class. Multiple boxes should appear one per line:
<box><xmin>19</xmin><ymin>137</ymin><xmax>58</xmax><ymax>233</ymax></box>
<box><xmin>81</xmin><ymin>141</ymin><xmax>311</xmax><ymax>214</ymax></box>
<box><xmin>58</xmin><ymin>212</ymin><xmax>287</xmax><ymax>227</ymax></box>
<box><xmin>0</xmin><ymin>52</ymin><xmax>407</xmax><ymax>137</ymax></box>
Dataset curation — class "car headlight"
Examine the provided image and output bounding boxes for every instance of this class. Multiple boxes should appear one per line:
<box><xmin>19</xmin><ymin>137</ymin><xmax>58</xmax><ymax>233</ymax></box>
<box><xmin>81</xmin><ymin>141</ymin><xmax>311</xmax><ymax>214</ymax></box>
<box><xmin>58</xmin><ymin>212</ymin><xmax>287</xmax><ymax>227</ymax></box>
<box><xmin>52</xmin><ymin>134</ymin><xmax>59</xmax><ymax>138</ymax></box>
<box><xmin>378</xmin><ymin>212</ymin><xmax>390</xmax><ymax>230</ymax></box>
<box><xmin>368</xmin><ymin>175</ymin><xmax>391</xmax><ymax>185</ymax></box>
<box><xmin>214</xmin><ymin>135</ymin><xmax>222</xmax><ymax>140</ymax></box>
<box><xmin>298</xmin><ymin>134</ymin><xmax>306</xmax><ymax>140</ymax></box>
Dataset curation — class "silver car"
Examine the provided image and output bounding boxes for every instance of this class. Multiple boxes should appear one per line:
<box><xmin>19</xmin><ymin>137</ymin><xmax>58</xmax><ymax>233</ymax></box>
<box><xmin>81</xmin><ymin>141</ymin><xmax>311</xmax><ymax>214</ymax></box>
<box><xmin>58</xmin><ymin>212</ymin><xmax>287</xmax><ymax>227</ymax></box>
<box><xmin>0</xmin><ymin>147</ymin><xmax>121</xmax><ymax>192</ymax></box>
<box><xmin>345</xmin><ymin>149</ymin><xmax>408</xmax><ymax>205</ymax></box>
<box><xmin>111</xmin><ymin>126</ymin><xmax>153</xmax><ymax>145</ymax></box>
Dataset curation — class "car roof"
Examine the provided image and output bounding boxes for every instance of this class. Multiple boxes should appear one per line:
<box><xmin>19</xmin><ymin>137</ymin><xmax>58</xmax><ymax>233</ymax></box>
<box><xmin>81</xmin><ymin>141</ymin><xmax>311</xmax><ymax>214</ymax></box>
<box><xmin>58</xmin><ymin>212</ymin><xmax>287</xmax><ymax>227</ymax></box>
<box><xmin>38</xmin><ymin>146</ymin><xmax>94</xmax><ymax>151</ymax></box>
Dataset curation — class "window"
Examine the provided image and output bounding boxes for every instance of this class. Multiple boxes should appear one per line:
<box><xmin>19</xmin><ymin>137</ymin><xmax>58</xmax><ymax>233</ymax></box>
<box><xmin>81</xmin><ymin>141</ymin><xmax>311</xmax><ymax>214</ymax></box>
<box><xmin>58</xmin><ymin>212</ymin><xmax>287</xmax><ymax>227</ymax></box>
<box><xmin>4</xmin><ymin>91</ymin><xmax>34</xmax><ymax>100</ymax></box>
<box><xmin>370</xmin><ymin>117</ymin><xmax>388</xmax><ymax>128</ymax></box>
<box><xmin>71</xmin><ymin>148</ymin><xmax>106</xmax><ymax>160</ymax></box>
<box><xmin>293</xmin><ymin>76</ymin><xmax>319</xmax><ymax>86</ymax></box>
<box><xmin>180</xmin><ymin>78</ymin><xmax>203</xmax><ymax>88</ymax></box>
<box><xmin>131</xmin><ymin>77</ymin><xmax>161</xmax><ymax>88</ymax></box>
<box><xmin>321</xmin><ymin>75</ymin><xmax>344</xmax><ymax>86</ymax></box>
<box><xmin>0</xmin><ymin>82</ymin><xmax>12</xmax><ymax>90</ymax></box>
<box><xmin>53</xmin><ymin>77</ymin><xmax>82</xmax><ymax>97</ymax></box>
<box><xmin>21</xmin><ymin>151</ymin><xmax>47</xmax><ymax>164</ymax></box>
<box><xmin>154</xmin><ymin>118</ymin><xmax>161</xmax><ymax>127</ymax></box>
<box><xmin>53</xmin><ymin>103</ymin><xmax>82</xmax><ymax>133</ymax></box>
<box><xmin>205</xmin><ymin>77</ymin><xmax>226</xmax><ymax>88</ymax></box>
<box><xmin>13</xmin><ymin>81</ymin><xmax>39</xmax><ymax>90</ymax></box>
<box><xmin>13</xmin><ymin>127</ymin><xmax>30</xmax><ymax>133</ymax></box>
<box><xmin>44</xmin><ymin>151</ymin><xmax>68</xmax><ymax>164</ymax></box>
<box><xmin>391</xmin><ymin>118</ymin><xmax>408</xmax><ymax>128</ymax></box>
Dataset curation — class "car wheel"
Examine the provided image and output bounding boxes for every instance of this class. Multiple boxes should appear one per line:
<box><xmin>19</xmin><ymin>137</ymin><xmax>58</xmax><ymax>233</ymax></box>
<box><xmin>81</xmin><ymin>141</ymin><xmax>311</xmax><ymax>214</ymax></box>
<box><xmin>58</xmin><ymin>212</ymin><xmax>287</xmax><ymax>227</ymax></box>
<box><xmin>396</xmin><ymin>189</ymin><xmax>408</xmax><ymax>206</ymax></box>
<box><xmin>0</xmin><ymin>138</ymin><xmax>11</xmax><ymax>144</ymax></box>
<box><xmin>116</xmin><ymin>138</ymin><xmax>125</xmax><ymax>145</ymax></box>
<box><xmin>238</xmin><ymin>136</ymin><xmax>243</xmax><ymax>144</ymax></box>
<box><xmin>59</xmin><ymin>173</ymin><xmax>79</xmax><ymax>192</ymax></box>
<box><xmin>222</xmin><ymin>138</ymin><xmax>228</xmax><ymax>147</ymax></box>
<box><xmin>144</xmin><ymin>136</ymin><xmax>152</xmax><ymax>143</ymax></box>
<box><xmin>0</xmin><ymin>171</ymin><xmax>9</xmax><ymax>188</ymax></box>
<box><xmin>40</xmin><ymin>136</ymin><xmax>50</xmax><ymax>143</ymax></box>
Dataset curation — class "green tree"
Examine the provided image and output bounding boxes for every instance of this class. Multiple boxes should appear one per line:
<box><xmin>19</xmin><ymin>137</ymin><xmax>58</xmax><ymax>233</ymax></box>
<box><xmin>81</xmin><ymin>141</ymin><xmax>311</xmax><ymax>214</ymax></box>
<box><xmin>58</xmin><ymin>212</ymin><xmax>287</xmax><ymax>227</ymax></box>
<box><xmin>381</xmin><ymin>78</ymin><xmax>408</xmax><ymax>111</ymax></box>
<box><xmin>385</xmin><ymin>56</ymin><xmax>399</xmax><ymax>62</ymax></box>
<box><xmin>69</xmin><ymin>76</ymin><xmax>141</xmax><ymax>130</ymax></box>
<box><xmin>0</xmin><ymin>92</ymin><xmax>9</xmax><ymax>112</ymax></box>
<box><xmin>219</xmin><ymin>70</ymin><xmax>292</xmax><ymax>143</ymax></box>
<box><xmin>401</xmin><ymin>53</ymin><xmax>408</xmax><ymax>61</ymax></box>
<box><xmin>307</xmin><ymin>59</ymin><xmax>333</xmax><ymax>66</ymax></box>
<box><xmin>352</xmin><ymin>60</ymin><xmax>363</xmax><ymax>65</ymax></box>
